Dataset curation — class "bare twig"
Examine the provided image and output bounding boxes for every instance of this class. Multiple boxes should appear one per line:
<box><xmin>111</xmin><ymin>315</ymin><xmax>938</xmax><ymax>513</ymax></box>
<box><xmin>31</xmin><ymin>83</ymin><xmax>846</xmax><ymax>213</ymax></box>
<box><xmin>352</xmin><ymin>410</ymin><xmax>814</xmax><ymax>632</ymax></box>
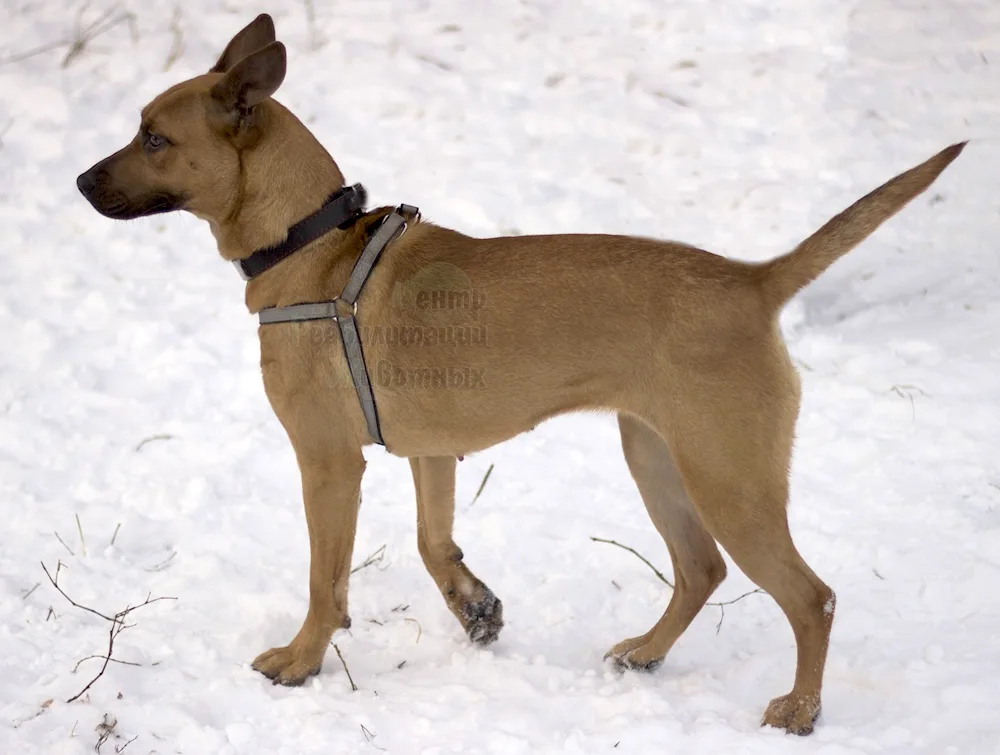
<box><xmin>0</xmin><ymin>119</ymin><xmax>12</xmax><ymax>151</ymax></box>
<box><xmin>134</xmin><ymin>433</ymin><xmax>174</xmax><ymax>452</ymax></box>
<box><xmin>110</xmin><ymin>523</ymin><xmax>121</xmax><ymax>547</ymax></box>
<box><xmin>590</xmin><ymin>537</ymin><xmax>674</xmax><ymax>588</ymax></box>
<box><xmin>360</xmin><ymin>723</ymin><xmax>385</xmax><ymax>751</ymax></box>
<box><xmin>2</xmin><ymin>2</ymin><xmax>139</xmax><ymax>68</ymax></box>
<box><xmin>116</xmin><ymin>735</ymin><xmax>138</xmax><ymax>753</ymax></box>
<box><xmin>163</xmin><ymin>8</ymin><xmax>184</xmax><ymax>71</ymax></box>
<box><xmin>62</xmin><ymin>5</ymin><xmax>137</xmax><ymax>69</ymax></box>
<box><xmin>889</xmin><ymin>384</ymin><xmax>928</xmax><ymax>422</ymax></box>
<box><xmin>22</xmin><ymin>582</ymin><xmax>41</xmax><ymax>600</ymax></box>
<box><xmin>710</xmin><ymin>588</ymin><xmax>765</xmax><ymax>609</ymax></box>
<box><xmin>95</xmin><ymin>713</ymin><xmax>117</xmax><ymax>753</ymax></box>
<box><xmin>469</xmin><ymin>463</ymin><xmax>494</xmax><ymax>507</ymax></box>
<box><xmin>712</xmin><ymin>588</ymin><xmax>765</xmax><ymax>634</ymax></box>
<box><xmin>42</xmin><ymin>562</ymin><xmax>115</xmax><ymax>622</ymax></box>
<box><xmin>10</xmin><ymin>698</ymin><xmax>53</xmax><ymax>729</ymax></box>
<box><xmin>403</xmin><ymin>617</ymin><xmax>422</xmax><ymax>643</ymax></box>
<box><xmin>54</xmin><ymin>531</ymin><xmax>75</xmax><ymax>557</ymax></box>
<box><xmin>72</xmin><ymin>654</ymin><xmax>141</xmax><ymax>673</ymax></box>
<box><xmin>351</xmin><ymin>544</ymin><xmax>386</xmax><ymax>574</ymax></box>
<box><xmin>0</xmin><ymin>39</ymin><xmax>66</xmax><ymax>66</ymax></box>
<box><xmin>302</xmin><ymin>0</ymin><xmax>324</xmax><ymax>51</ymax></box>
<box><xmin>332</xmin><ymin>644</ymin><xmax>357</xmax><ymax>691</ymax></box>
<box><xmin>144</xmin><ymin>551</ymin><xmax>176</xmax><ymax>572</ymax></box>
<box><xmin>70</xmin><ymin>623</ymin><xmax>121</xmax><ymax>704</ymax></box>
<box><xmin>591</xmin><ymin>536</ymin><xmax>764</xmax><ymax>633</ymax></box>
<box><xmin>68</xmin><ymin>608</ymin><xmax>162</xmax><ymax>704</ymax></box>
<box><xmin>41</xmin><ymin>562</ymin><xmax>176</xmax><ymax>703</ymax></box>
<box><xmin>75</xmin><ymin>514</ymin><xmax>87</xmax><ymax>558</ymax></box>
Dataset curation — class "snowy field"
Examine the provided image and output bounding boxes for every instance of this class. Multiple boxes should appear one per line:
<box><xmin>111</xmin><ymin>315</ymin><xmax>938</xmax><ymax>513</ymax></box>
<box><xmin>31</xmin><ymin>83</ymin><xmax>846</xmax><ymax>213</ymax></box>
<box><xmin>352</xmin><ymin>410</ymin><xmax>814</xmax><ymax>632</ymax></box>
<box><xmin>2</xmin><ymin>0</ymin><xmax>999</xmax><ymax>752</ymax></box>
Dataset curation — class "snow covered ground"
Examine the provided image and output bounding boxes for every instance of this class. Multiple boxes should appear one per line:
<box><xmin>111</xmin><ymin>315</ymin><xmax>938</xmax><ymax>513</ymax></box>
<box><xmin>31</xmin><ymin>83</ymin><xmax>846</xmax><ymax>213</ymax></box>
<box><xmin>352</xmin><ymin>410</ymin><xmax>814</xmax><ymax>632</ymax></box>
<box><xmin>2</xmin><ymin>0</ymin><xmax>999</xmax><ymax>752</ymax></box>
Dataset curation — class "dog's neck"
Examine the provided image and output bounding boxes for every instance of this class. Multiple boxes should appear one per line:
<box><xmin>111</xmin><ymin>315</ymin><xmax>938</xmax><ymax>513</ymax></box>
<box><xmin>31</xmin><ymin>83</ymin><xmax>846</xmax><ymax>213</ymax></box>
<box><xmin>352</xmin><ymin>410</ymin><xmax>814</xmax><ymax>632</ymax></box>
<box><xmin>209</xmin><ymin>101</ymin><xmax>347</xmax><ymax>259</ymax></box>
<box><xmin>205</xmin><ymin>101</ymin><xmax>356</xmax><ymax>313</ymax></box>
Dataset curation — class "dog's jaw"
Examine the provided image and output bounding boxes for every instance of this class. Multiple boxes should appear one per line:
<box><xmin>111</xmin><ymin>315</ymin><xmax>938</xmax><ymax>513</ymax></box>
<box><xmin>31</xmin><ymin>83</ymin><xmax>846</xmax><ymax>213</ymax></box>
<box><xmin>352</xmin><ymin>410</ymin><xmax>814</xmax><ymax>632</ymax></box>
<box><xmin>77</xmin><ymin>176</ymin><xmax>186</xmax><ymax>220</ymax></box>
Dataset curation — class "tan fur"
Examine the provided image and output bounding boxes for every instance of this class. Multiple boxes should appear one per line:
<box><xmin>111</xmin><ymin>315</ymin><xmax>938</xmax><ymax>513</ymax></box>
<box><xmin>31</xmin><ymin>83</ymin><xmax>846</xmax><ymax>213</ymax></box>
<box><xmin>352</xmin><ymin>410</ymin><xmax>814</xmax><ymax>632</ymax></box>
<box><xmin>77</xmin><ymin>14</ymin><xmax>965</xmax><ymax>735</ymax></box>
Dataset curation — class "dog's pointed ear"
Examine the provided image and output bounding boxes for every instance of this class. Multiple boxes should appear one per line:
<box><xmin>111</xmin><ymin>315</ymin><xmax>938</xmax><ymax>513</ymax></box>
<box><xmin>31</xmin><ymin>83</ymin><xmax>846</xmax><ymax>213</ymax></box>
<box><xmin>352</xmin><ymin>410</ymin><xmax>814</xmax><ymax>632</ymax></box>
<box><xmin>210</xmin><ymin>41</ymin><xmax>287</xmax><ymax>123</ymax></box>
<box><xmin>210</xmin><ymin>13</ymin><xmax>276</xmax><ymax>74</ymax></box>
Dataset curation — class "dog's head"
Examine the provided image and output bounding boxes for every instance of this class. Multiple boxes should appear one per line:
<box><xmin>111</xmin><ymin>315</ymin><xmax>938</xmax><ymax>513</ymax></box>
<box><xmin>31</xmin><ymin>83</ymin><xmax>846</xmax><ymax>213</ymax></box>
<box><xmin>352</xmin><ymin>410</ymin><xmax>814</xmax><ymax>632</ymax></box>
<box><xmin>76</xmin><ymin>14</ymin><xmax>308</xmax><ymax>244</ymax></box>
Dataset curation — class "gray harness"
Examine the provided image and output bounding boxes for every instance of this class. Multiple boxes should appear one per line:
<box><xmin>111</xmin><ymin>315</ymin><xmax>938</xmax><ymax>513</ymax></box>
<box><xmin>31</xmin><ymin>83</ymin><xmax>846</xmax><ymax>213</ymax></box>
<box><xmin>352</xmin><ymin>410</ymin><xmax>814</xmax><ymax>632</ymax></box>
<box><xmin>255</xmin><ymin>204</ymin><xmax>419</xmax><ymax>446</ymax></box>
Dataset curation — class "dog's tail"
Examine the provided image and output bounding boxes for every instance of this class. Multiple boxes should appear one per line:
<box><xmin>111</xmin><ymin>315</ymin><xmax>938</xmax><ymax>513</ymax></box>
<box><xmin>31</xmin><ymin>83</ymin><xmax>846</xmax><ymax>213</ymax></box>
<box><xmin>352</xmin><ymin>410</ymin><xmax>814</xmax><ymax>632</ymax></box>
<box><xmin>758</xmin><ymin>142</ymin><xmax>966</xmax><ymax>311</ymax></box>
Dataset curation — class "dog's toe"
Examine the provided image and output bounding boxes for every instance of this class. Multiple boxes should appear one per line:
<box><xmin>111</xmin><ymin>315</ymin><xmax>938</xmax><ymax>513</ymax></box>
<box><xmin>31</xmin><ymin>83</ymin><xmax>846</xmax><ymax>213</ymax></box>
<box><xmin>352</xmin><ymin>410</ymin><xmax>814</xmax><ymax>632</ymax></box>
<box><xmin>461</xmin><ymin>587</ymin><xmax>504</xmax><ymax>646</ymax></box>
<box><xmin>252</xmin><ymin>645</ymin><xmax>322</xmax><ymax>685</ymax></box>
<box><xmin>274</xmin><ymin>663</ymin><xmax>322</xmax><ymax>686</ymax></box>
<box><xmin>610</xmin><ymin>652</ymin><xmax>662</xmax><ymax>673</ymax></box>
<box><xmin>605</xmin><ymin>640</ymin><xmax>664</xmax><ymax>673</ymax></box>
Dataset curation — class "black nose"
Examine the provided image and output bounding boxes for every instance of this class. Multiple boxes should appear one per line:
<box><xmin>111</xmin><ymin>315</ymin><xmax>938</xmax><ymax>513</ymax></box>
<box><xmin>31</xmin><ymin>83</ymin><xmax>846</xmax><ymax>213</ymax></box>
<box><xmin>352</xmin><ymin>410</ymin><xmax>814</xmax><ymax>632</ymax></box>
<box><xmin>76</xmin><ymin>171</ymin><xmax>96</xmax><ymax>196</ymax></box>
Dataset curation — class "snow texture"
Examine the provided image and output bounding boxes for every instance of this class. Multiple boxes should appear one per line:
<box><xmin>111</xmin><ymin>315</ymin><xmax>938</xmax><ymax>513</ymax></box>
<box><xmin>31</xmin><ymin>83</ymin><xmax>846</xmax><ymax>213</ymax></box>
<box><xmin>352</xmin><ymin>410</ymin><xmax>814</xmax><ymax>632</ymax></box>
<box><xmin>1</xmin><ymin>1</ymin><xmax>999</xmax><ymax>753</ymax></box>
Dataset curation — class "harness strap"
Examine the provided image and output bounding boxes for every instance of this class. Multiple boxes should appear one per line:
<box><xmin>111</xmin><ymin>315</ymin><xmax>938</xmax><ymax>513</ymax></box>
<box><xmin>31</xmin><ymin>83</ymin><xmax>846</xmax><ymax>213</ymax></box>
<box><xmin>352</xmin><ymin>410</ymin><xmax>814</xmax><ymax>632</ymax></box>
<box><xmin>342</xmin><ymin>207</ymin><xmax>415</xmax><ymax>304</ymax></box>
<box><xmin>257</xmin><ymin>204</ymin><xmax>420</xmax><ymax>446</ymax></box>
<box><xmin>258</xmin><ymin>301</ymin><xmax>339</xmax><ymax>324</ymax></box>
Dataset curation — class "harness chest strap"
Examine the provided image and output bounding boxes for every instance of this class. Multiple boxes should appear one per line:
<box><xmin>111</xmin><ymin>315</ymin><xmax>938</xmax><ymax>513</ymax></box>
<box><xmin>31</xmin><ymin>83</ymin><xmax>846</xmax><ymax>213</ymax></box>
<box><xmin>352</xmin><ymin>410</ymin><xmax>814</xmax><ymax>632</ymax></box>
<box><xmin>256</xmin><ymin>204</ymin><xmax>420</xmax><ymax>446</ymax></box>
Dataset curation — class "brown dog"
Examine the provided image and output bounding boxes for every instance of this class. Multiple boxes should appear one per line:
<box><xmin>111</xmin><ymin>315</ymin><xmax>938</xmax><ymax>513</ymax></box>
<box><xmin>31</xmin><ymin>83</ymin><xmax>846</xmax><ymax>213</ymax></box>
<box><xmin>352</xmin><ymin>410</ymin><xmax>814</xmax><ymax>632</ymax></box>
<box><xmin>76</xmin><ymin>14</ymin><xmax>964</xmax><ymax>735</ymax></box>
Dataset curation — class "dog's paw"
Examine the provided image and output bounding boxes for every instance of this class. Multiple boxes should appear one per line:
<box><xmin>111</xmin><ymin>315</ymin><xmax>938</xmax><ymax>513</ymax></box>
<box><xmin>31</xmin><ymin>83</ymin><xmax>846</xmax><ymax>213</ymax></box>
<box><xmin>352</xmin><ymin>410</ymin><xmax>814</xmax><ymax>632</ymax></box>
<box><xmin>607</xmin><ymin>651</ymin><xmax>662</xmax><ymax>673</ymax></box>
<box><xmin>460</xmin><ymin>586</ymin><xmax>504</xmax><ymax>646</ymax></box>
<box><xmin>761</xmin><ymin>692</ymin><xmax>821</xmax><ymax>736</ymax></box>
<box><xmin>604</xmin><ymin>638</ymin><xmax>663</xmax><ymax>673</ymax></box>
<box><xmin>252</xmin><ymin>645</ymin><xmax>323</xmax><ymax>686</ymax></box>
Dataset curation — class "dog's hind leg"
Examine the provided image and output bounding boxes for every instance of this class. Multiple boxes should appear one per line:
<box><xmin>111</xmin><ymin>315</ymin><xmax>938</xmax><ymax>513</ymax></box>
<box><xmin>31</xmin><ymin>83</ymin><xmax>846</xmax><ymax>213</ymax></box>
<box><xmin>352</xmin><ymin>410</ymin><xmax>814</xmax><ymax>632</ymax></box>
<box><xmin>410</xmin><ymin>456</ymin><xmax>503</xmax><ymax>645</ymax></box>
<box><xmin>606</xmin><ymin>413</ymin><xmax>728</xmax><ymax>670</ymax></box>
<box><xmin>659</xmin><ymin>343</ymin><xmax>835</xmax><ymax>735</ymax></box>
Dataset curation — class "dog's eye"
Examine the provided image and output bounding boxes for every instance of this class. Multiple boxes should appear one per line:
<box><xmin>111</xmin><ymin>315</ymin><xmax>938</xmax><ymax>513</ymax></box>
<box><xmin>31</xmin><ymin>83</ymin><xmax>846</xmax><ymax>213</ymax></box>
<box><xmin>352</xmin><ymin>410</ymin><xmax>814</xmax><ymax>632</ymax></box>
<box><xmin>145</xmin><ymin>133</ymin><xmax>166</xmax><ymax>151</ymax></box>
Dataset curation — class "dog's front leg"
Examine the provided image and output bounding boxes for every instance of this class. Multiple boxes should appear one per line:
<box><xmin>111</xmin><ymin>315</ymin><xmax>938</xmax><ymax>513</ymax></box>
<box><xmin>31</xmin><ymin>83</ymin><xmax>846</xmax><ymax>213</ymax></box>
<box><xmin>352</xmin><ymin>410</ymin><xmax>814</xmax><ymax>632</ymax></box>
<box><xmin>410</xmin><ymin>456</ymin><xmax>503</xmax><ymax>645</ymax></box>
<box><xmin>253</xmin><ymin>447</ymin><xmax>365</xmax><ymax>685</ymax></box>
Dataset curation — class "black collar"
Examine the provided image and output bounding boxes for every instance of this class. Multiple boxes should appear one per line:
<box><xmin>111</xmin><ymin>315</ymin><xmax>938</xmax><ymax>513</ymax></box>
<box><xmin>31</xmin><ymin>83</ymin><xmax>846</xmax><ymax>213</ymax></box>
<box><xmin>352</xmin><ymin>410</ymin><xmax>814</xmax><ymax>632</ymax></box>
<box><xmin>233</xmin><ymin>183</ymin><xmax>368</xmax><ymax>280</ymax></box>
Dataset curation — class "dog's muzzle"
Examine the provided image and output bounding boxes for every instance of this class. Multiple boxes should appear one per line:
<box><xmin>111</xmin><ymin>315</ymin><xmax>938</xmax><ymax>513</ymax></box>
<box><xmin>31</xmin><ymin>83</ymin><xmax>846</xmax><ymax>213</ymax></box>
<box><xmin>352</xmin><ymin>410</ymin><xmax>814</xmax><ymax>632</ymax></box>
<box><xmin>75</xmin><ymin>165</ymin><xmax>185</xmax><ymax>220</ymax></box>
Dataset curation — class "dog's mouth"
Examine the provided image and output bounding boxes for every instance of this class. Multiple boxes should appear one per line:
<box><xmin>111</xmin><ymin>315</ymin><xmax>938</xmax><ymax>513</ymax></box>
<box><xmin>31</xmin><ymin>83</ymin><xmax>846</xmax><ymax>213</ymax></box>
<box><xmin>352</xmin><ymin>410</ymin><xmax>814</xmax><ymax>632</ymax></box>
<box><xmin>81</xmin><ymin>188</ymin><xmax>186</xmax><ymax>220</ymax></box>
